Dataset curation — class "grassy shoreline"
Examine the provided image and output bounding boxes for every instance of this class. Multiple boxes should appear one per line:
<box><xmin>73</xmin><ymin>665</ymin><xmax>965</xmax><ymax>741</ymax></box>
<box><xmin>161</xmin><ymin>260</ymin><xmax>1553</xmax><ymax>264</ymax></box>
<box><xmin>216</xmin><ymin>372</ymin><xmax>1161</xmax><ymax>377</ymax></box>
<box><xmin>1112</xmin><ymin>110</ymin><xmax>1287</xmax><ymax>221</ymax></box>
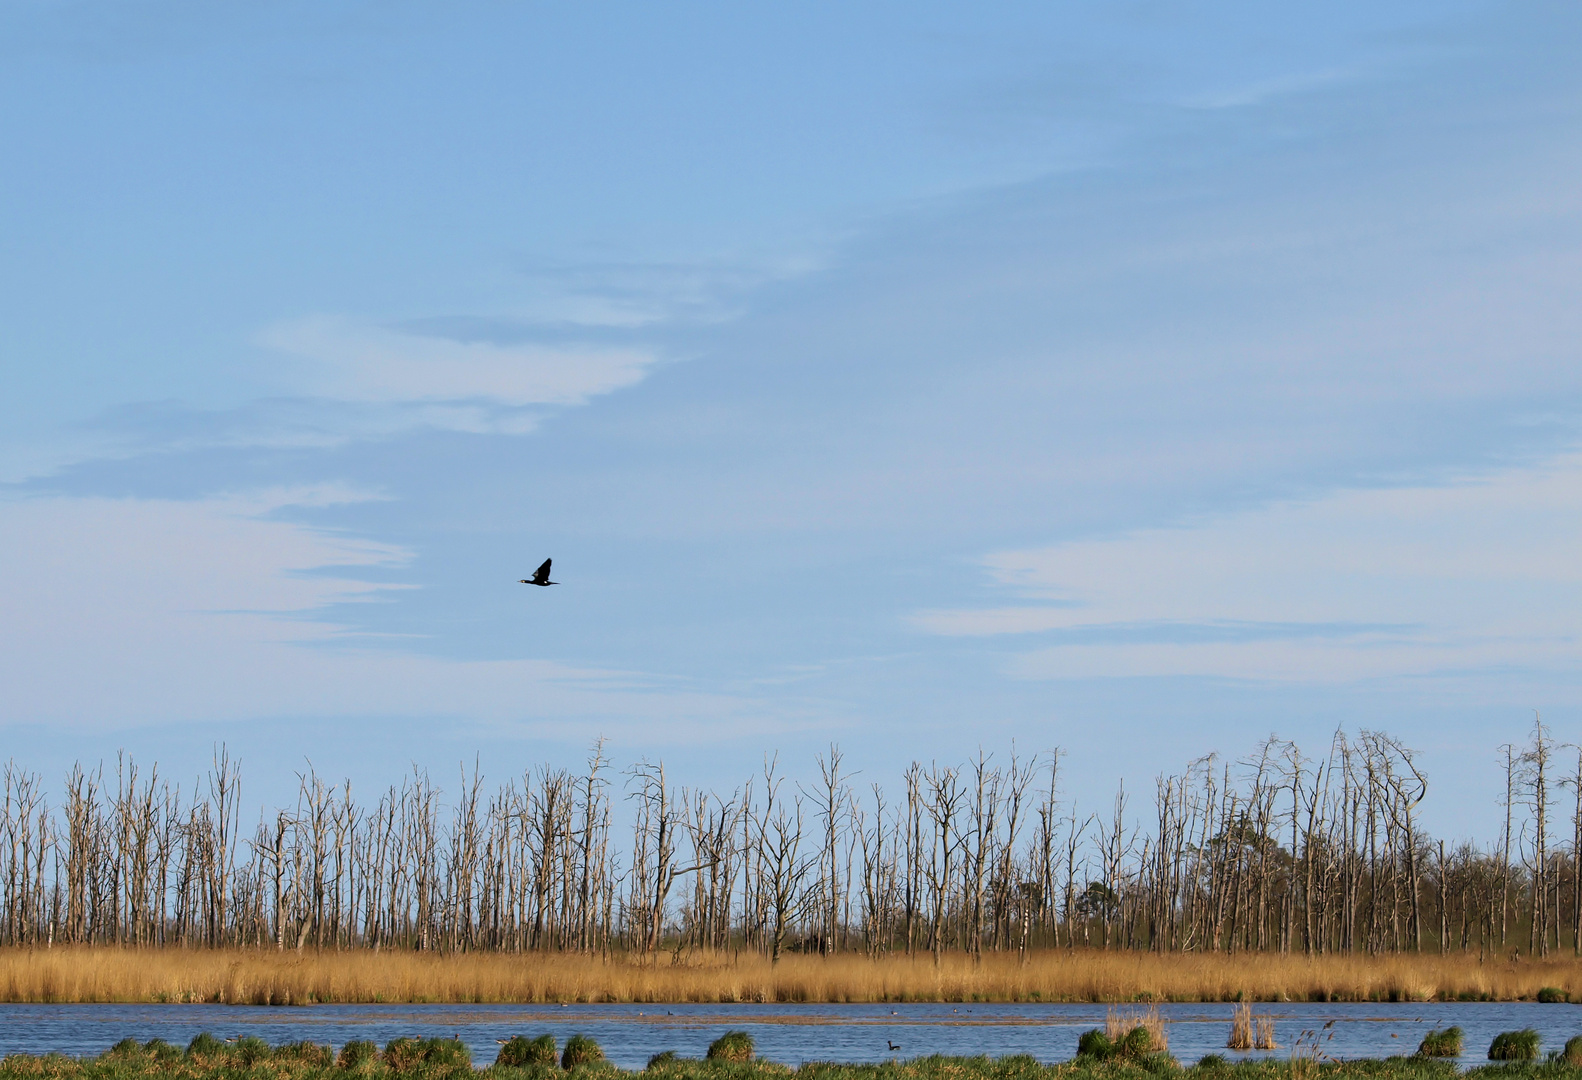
<box><xmin>0</xmin><ymin>1040</ymin><xmax>1575</xmax><ymax>1080</ymax></box>
<box><xmin>3</xmin><ymin>948</ymin><xmax>1582</xmax><ymax>1006</ymax></box>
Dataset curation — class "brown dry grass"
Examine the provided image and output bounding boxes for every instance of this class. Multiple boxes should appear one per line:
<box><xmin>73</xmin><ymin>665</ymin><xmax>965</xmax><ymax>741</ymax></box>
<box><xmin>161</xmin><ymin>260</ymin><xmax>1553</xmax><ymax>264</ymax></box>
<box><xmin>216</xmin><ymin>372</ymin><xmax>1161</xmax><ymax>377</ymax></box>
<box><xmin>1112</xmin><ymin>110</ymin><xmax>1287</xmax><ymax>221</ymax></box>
<box><xmin>0</xmin><ymin>947</ymin><xmax>1578</xmax><ymax>1005</ymax></box>
<box><xmin>1228</xmin><ymin>1002</ymin><xmax>1253</xmax><ymax>1049</ymax></box>
<box><xmin>1105</xmin><ymin>1004</ymin><xmax>1167</xmax><ymax>1050</ymax></box>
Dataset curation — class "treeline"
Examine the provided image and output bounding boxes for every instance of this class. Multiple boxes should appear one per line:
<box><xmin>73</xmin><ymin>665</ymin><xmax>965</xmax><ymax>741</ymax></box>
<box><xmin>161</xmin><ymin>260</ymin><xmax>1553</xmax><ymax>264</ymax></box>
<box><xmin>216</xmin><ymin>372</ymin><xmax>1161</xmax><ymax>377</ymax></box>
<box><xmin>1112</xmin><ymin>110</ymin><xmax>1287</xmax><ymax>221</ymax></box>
<box><xmin>0</xmin><ymin>723</ymin><xmax>1577</xmax><ymax>959</ymax></box>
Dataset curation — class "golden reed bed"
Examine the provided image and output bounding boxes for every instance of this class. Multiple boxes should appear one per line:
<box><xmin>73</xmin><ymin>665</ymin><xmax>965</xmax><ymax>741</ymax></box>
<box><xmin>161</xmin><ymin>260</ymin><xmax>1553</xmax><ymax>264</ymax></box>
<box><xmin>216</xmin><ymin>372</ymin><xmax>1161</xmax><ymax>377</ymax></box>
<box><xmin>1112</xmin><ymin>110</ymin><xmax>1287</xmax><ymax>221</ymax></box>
<box><xmin>2</xmin><ymin>947</ymin><xmax>1581</xmax><ymax>1006</ymax></box>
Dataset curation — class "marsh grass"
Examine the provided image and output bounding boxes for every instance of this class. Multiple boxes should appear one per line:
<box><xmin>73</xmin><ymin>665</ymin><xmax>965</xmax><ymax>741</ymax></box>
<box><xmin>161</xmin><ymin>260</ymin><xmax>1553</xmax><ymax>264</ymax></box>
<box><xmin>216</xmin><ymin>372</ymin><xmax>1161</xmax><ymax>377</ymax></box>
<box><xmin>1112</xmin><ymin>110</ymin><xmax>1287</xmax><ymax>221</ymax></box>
<box><xmin>1107</xmin><ymin>1007</ymin><xmax>1168</xmax><ymax>1052</ymax></box>
<box><xmin>561</xmin><ymin>1036</ymin><xmax>604</xmax><ymax>1071</ymax></box>
<box><xmin>497</xmin><ymin>1038</ymin><xmax>557</xmax><ymax>1069</ymax></box>
<box><xmin>1227</xmin><ymin>1005</ymin><xmax>1277</xmax><ymax>1051</ymax></box>
<box><xmin>338</xmin><ymin>1042</ymin><xmax>379</xmax><ymax>1070</ymax></box>
<box><xmin>1487</xmin><ymin>1030</ymin><xmax>1540</xmax><ymax>1062</ymax></box>
<box><xmin>0</xmin><ymin>1041</ymin><xmax>1569</xmax><ymax>1080</ymax></box>
<box><xmin>1415</xmin><ymin>1029</ymin><xmax>1462</xmax><ymax>1059</ymax></box>
<box><xmin>276</xmin><ymin>1043</ymin><xmax>335</xmax><ymax>1069</ymax></box>
<box><xmin>707</xmin><ymin>1035</ymin><xmax>754</xmax><ymax>1063</ymax></box>
<box><xmin>4</xmin><ymin>946</ymin><xmax>1581</xmax><ymax>1004</ymax></box>
<box><xmin>185</xmin><ymin>1035</ymin><xmax>226</xmax><ymax>1061</ymax></box>
<box><xmin>1229</xmin><ymin>1006</ymin><xmax>1253</xmax><ymax>1051</ymax></box>
<box><xmin>1077</xmin><ymin>1024</ymin><xmax>1169</xmax><ymax>1068</ymax></box>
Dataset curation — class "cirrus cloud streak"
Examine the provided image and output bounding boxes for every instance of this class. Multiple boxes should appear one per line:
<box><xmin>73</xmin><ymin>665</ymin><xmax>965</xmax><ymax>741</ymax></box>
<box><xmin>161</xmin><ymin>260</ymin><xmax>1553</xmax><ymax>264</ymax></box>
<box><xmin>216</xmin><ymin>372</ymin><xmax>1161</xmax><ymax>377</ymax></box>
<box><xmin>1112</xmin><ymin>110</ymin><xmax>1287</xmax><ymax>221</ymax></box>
<box><xmin>915</xmin><ymin>451</ymin><xmax>1582</xmax><ymax>685</ymax></box>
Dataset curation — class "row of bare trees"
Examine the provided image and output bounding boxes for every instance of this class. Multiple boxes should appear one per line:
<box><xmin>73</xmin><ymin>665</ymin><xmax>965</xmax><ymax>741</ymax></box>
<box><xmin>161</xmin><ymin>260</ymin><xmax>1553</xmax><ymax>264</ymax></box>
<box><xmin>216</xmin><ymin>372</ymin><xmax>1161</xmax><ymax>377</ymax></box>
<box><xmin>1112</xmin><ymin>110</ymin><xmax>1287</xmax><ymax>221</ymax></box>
<box><xmin>0</xmin><ymin>723</ymin><xmax>1577</xmax><ymax>958</ymax></box>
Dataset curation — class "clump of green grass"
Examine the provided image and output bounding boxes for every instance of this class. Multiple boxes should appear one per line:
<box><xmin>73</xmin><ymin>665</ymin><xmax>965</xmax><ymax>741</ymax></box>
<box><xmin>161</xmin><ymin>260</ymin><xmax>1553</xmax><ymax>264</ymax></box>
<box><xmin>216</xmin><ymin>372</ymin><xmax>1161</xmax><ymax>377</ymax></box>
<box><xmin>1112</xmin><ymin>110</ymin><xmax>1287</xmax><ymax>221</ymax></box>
<box><xmin>422</xmin><ymin>1038</ymin><xmax>471</xmax><ymax>1069</ymax></box>
<box><xmin>336</xmin><ymin>1040</ymin><xmax>378</xmax><ymax>1069</ymax></box>
<box><xmin>383</xmin><ymin>1038</ymin><xmax>426</xmax><ymax>1072</ymax></box>
<box><xmin>1538</xmin><ymin>986</ymin><xmax>1569</xmax><ymax>1003</ymax></box>
<box><xmin>1193</xmin><ymin>1053</ymin><xmax>1227</xmax><ymax>1070</ymax></box>
<box><xmin>142</xmin><ymin>1039</ymin><xmax>180</xmax><ymax>1063</ymax></box>
<box><xmin>105</xmin><ymin>1038</ymin><xmax>142</xmax><ymax>1059</ymax></box>
<box><xmin>234</xmin><ymin>1036</ymin><xmax>272</xmax><ymax>1066</ymax></box>
<box><xmin>276</xmin><ymin>1041</ymin><xmax>335</xmax><ymax>1067</ymax></box>
<box><xmin>561</xmin><ymin>1035</ymin><xmax>604</xmax><ymax>1070</ymax></box>
<box><xmin>1487</xmin><ymin>1029</ymin><xmax>1540</xmax><ymax>1061</ymax></box>
<box><xmin>1550</xmin><ymin>1037</ymin><xmax>1582</xmax><ymax>1068</ymax></box>
<box><xmin>186</xmin><ymin>1033</ymin><xmax>226</xmax><ymax>1060</ymax></box>
<box><xmin>1077</xmin><ymin>1026</ymin><xmax>1168</xmax><ymax>1065</ymax></box>
<box><xmin>382</xmin><ymin>1036</ymin><xmax>468</xmax><ymax>1072</ymax></box>
<box><xmin>498</xmin><ymin>1035</ymin><xmax>559</xmax><ymax>1068</ymax></box>
<box><xmin>378</xmin><ymin>1036</ymin><xmax>470</xmax><ymax>1072</ymax></box>
<box><xmin>1077</xmin><ymin>1030</ymin><xmax>1115</xmax><ymax>1059</ymax></box>
<box><xmin>645</xmin><ymin>1051</ymin><xmax>679</xmax><ymax>1070</ymax></box>
<box><xmin>1416</xmin><ymin>1027</ymin><xmax>1462</xmax><ymax>1058</ymax></box>
<box><xmin>706</xmin><ymin>1033</ymin><xmax>755</xmax><ymax>1063</ymax></box>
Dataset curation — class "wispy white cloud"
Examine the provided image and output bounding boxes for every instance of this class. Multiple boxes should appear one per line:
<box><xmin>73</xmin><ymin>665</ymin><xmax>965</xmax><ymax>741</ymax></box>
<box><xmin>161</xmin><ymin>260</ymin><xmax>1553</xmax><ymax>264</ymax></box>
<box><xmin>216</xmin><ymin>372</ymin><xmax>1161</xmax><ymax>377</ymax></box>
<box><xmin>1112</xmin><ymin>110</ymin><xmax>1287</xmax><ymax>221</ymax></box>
<box><xmin>1179</xmin><ymin>67</ymin><xmax>1356</xmax><ymax>111</ymax></box>
<box><xmin>505</xmin><ymin>254</ymin><xmax>825</xmax><ymax>329</ymax></box>
<box><xmin>0</xmin><ymin>487</ymin><xmax>779</xmax><ymax>737</ymax></box>
<box><xmin>916</xmin><ymin>452</ymin><xmax>1582</xmax><ymax>684</ymax></box>
<box><xmin>261</xmin><ymin>315</ymin><xmax>662</xmax><ymax>409</ymax></box>
<box><xmin>0</xmin><ymin>486</ymin><xmax>409</xmax><ymax>638</ymax></box>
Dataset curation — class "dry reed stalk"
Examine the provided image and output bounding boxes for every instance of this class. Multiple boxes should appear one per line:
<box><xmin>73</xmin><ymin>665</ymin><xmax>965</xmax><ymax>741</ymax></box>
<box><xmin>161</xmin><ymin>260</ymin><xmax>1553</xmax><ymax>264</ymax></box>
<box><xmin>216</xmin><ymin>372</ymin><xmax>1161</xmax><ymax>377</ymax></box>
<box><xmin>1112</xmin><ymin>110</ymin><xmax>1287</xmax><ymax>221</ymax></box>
<box><xmin>1254</xmin><ymin>1016</ymin><xmax>1278</xmax><ymax>1050</ymax></box>
<box><xmin>0</xmin><ymin>946</ymin><xmax>1578</xmax><ymax>1005</ymax></box>
<box><xmin>1227</xmin><ymin>1002</ymin><xmax>1253</xmax><ymax>1050</ymax></box>
<box><xmin>1106</xmin><ymin>1004</ymin><xmax>1167</xmax><ymax>1050</ymax></box>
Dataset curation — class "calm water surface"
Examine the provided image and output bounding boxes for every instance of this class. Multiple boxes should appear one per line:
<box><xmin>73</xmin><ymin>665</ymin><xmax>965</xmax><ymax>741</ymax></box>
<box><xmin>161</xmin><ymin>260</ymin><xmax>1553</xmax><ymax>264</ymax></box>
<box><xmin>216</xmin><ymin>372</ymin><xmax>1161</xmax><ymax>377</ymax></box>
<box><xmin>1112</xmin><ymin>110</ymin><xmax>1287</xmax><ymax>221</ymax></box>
<box><xmin>0</xmin><ymin>1003</ymin><xmax>1578</xmax><ymax>1068</ymax></box>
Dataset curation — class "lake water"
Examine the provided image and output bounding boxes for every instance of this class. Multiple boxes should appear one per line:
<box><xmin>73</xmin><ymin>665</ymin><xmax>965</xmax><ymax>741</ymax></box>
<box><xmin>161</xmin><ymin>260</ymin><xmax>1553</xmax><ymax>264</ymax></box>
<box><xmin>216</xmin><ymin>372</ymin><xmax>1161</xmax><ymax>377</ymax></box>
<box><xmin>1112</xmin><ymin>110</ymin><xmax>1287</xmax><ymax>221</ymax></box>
<box><xmin>0</xmin><ymin>1002</ymin><xmax>1577</xmax><ymax>1068</ymax></box>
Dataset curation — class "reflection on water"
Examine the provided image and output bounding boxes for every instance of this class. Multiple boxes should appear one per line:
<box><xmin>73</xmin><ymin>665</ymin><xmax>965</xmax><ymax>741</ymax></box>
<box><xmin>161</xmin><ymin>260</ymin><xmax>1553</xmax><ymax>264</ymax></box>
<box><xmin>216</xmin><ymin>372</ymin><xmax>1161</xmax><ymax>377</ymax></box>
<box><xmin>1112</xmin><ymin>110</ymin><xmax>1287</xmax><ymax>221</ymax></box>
<box><xmin>0</xmin><ymin>1002</ymin><xmax>1578</xmax><ymax>1068</ymax></box>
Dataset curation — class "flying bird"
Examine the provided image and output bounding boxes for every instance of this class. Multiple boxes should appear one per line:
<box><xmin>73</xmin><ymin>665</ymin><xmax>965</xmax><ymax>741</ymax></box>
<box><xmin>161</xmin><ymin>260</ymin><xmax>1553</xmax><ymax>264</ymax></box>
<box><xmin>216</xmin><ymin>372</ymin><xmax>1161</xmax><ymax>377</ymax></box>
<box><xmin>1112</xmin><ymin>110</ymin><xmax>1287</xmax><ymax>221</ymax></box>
<box><xmin>519</xmin><ymin>558</ymin><xmax>557</xmax><ymax>587</ymax></box>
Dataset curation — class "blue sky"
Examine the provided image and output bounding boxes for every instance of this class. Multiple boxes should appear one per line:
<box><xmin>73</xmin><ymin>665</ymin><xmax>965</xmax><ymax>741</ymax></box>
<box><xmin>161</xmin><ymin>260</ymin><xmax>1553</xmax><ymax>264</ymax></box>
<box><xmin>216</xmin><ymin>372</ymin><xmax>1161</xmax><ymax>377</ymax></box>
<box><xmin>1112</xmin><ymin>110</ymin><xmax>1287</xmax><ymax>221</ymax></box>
<box><xmin>3</xmin><ymin>1</ymin><xmax>1580</xmax><ymax>837</ymax></box>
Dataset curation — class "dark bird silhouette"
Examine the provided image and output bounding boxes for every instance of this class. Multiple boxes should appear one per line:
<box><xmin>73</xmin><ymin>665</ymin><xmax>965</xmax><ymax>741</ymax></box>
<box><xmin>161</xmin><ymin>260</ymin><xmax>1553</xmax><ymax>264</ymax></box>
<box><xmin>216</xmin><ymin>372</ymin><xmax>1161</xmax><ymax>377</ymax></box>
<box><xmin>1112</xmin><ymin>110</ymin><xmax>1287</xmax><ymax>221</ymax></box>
<box><xmin>519</xmin><ymin>558</ymin><xmax>557</xmax><ymax>587</ymax></box>
<box><xmin>887</xmin><ymin>1042</ymin><xmax>901</xmax><ymax>1052</ymax></box>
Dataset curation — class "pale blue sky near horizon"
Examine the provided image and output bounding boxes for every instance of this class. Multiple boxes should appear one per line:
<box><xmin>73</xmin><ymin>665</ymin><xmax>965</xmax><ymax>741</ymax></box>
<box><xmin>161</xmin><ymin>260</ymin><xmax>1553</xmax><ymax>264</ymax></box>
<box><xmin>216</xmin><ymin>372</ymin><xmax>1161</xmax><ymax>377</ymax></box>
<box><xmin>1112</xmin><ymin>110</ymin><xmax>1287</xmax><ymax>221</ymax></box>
<box><xmin>3</xmin><ymin>1</ymin><xmax>1580</xmax><ymax>840</ymax></box>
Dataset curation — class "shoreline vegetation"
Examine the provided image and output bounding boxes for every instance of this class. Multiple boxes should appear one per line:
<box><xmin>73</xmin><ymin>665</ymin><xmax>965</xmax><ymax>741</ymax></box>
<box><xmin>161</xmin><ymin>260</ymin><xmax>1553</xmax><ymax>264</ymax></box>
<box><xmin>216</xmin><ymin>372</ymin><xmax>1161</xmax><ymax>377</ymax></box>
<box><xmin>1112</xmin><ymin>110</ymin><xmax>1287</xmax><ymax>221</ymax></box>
<box><xmin>3</xmin><ymin>948</ymin><xmax>1582</xmax><ymax>1005</ymax></box>
<box><xmin>2</xmin><ymin>724</ymin><xmax>1580</xmax><ymax>975</ymax></box>
<box><xmin>3</xmin><ymin>1029</ymin><xmax>1582</xmax><ymax>1080</ymax></box>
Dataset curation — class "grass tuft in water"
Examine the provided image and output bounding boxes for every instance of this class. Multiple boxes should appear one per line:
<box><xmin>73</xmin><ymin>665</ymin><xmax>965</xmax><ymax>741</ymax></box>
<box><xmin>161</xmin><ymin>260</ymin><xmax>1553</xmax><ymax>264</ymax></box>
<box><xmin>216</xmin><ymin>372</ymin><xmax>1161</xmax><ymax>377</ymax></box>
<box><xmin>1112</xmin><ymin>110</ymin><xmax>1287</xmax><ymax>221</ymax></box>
<box><xmin>1415</xmin><ymin>1028</ymin><xmax>1462</xmax><ymax>1058</ymax></box>
<box><xmin>498</xmin><ymin>1036</ymin><xmax>559</xmax><ymax>1068</ymax></box>
<box><xmin>1487</xmin><ymin>1029</ymin><xmax>1540</xmax><ymax>1061</ymax></box>
<box><xmin>561</xmin><ymin>1035</ymin><xmax>605</xmax><ymax>1071</ymax></box>
<box><xmin>707</xmin><ymin>1034</ymin><xmax>754</xmax><ymax>1063</ymax></box>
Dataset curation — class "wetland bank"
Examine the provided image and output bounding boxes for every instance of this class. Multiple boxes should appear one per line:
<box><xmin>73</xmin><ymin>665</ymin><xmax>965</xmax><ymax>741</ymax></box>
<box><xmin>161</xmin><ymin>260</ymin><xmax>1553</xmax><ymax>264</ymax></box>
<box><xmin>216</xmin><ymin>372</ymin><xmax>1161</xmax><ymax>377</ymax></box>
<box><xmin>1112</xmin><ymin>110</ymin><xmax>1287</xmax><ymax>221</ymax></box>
<box><xmin>0</xmin><ymin>724</ymin><xmax>1577</xmax><ymax>1008</ymax></box>
<box><xmin>4</xmin><ymin>949</ymin><xmax>1582</xmax><ymax>1006</ymax></box>
<box><xmin>6</xmin><ymin>1019</ymin><xmax>1582</xmax><ymax>1080</ymax></box>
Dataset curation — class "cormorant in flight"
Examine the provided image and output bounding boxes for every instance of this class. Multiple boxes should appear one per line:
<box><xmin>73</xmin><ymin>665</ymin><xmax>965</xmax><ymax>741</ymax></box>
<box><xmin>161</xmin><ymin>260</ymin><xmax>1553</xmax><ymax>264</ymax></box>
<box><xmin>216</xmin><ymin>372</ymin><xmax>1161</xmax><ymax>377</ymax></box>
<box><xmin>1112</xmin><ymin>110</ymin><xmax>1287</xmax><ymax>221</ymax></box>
<box><xmin>520</xmin><ymin>558</ymin><xmax>557</xmax><ymax>587</ymax></box>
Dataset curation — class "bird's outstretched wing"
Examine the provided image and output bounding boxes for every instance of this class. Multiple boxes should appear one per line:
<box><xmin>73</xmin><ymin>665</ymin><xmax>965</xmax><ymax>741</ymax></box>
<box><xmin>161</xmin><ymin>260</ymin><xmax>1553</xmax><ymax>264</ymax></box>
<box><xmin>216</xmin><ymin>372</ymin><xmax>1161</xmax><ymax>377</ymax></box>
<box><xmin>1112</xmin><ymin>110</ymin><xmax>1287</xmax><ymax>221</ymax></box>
<box><xmin>535</xmin><ymin>558</ymin><xmax>552</xmax><ymax>582</ymax></box>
